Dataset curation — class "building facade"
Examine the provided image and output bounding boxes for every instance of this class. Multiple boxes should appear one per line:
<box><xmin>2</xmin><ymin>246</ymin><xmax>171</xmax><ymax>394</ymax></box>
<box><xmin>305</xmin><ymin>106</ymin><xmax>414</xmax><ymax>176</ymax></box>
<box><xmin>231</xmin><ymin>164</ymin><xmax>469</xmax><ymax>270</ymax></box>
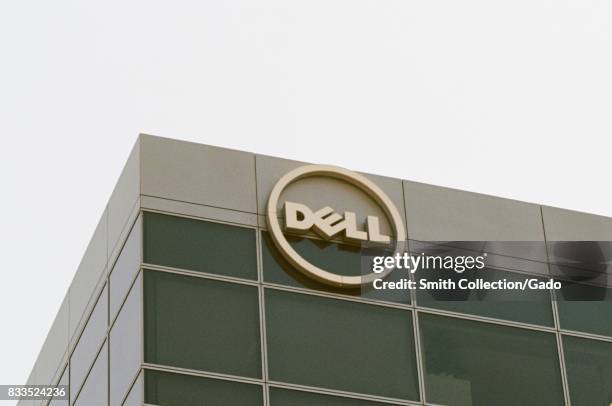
<box><xmin>21</xmin><ymin>134</ymin><xmax>612</xmax><ymax>406</ymax></box>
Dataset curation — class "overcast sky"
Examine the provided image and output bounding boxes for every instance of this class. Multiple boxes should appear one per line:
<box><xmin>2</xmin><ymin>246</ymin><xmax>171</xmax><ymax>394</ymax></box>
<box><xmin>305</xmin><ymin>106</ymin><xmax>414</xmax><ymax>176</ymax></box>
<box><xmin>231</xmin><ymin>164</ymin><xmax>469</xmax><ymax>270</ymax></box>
<box><xmin>1</xmin><ymin>0</ymin><xmax>612</xmax><ymax>399</ymax></box>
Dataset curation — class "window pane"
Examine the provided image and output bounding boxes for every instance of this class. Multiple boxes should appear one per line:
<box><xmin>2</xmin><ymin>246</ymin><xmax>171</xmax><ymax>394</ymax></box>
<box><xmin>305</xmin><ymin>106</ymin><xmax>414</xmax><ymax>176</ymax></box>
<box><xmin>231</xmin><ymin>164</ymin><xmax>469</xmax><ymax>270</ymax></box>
<box><xmin>110</xmin><ymin>215</ymin><xmax>142</xmax><ymax>321</ymax></box>
<box><xmin>563</xmin><ymin>335</ymin><xmax>612</xmax><ymax>406</ymax></box>
<box><xmin>122</xmin><ymin>371</ymin><xmax>143</xmax><ymax>406</ymax></box>
<box><xmin>262</xmin><ymin>231</ymin><xmax>362</xmax><ymax>281</ymax></box>
<box><xmin>144</xmin><ymin>271</ymin><xmax>261</xmax><ymax>378</ymax></box>
<box><xmin>557</xmin><ymin>283</ymin><xmax>612</xmax><ymax>337</ymax></box>
<box><xmin>416</xmin><ymin>267</ymin><xmax>554</xmax><ymax>326</ymax></box>
<box><xmin>419</xmin><ymin>313</ymin><xmax>564</xmax><ymax>406</ymax></box>
<box><xmin>265</xmin><ymin>288</ymin><xmax>419</xmax><ymax>401</ymax></box>
<box><xmin>110</xmin><ymin>273</ymin><xmax>142</xmax><ymax>406</ymax></box>
<box><xmin>74</xmin><ymin>341</ymin><xmax>107</xmax><ymax>406</ymax></box>
<box><xmin>144</xmin><ymin>370</ymin><xmax>263</xmax><ymax>406</ymax></box>
<box><xmin>143</xmin><ymin>212</ymin><xmax>257</xmax><ymax>280</ymax></box>
<box><xmin>269</xmin><ymin>387</ymin><xmax>392</xmax><ymax>405</ymax></box>
<box><xmin>49</xmin><ymin>365</ymin><xmax>68</xmax><ymax>406</ymax></box>
<box><xmin>262</xmin><ymin>232</ymin><xmax>410</xmax><ymax>303</ymax></box>
<box><xmin>70</xmin><ymin>285</ymin><xmax>107</xmax><ymax>397</ymax></box>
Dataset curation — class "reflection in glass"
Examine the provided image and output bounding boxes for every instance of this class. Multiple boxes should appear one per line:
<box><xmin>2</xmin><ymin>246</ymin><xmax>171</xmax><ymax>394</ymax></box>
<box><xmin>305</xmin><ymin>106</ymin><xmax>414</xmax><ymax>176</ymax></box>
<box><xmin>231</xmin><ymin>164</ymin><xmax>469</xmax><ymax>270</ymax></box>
<box><xmin>145</xmin><ymin>370</ymin><xmax>263</xmax><ymax>405</ymax></box>
<box><xmin>144</xmin><ymin>271</ymin><xmax>261</xmax><ymax>378</ymax></box>
<box><xmin>420</xmin><ymin>313</ymin><xmax>564</xmax><ymax>406</ymax></box>
<box><xmin>416</xmin><ymin>267</ymin><xmax>554</xmax><ymax>326</ymax></box>
<box><xmin>270</xmin><ymin>387</ymin><xmax>393</xmax><ymax>405</ymax></box>
<box><xmin>266</xmin><ymin>288</ymin><xmax>419</xmax><ymax>401</ymax></box>
<box><xmin>563</xmin><ymin>335</ymin><xmax>612</xmax><ymax>406</ymax></box>
<box><xmin>144</xmin><ymin>212</ymin><xmax>257</xmax><ymax>279</ymax></box>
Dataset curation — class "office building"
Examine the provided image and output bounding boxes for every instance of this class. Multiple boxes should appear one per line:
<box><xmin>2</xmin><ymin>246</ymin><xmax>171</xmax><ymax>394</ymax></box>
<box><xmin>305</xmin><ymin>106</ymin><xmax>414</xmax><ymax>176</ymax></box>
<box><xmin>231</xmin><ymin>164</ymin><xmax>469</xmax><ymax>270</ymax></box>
<box><xmin>21</xmin><ymin>134</ymin><xmax>612</xmax><ymax>406</ymax></box>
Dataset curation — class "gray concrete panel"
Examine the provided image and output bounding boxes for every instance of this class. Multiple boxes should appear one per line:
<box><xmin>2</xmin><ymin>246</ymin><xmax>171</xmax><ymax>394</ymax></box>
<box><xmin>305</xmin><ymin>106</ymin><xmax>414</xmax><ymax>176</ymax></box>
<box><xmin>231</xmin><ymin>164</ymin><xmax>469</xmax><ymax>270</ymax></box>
<box><xmin>109</xmin><ymin>273</ymin><xmax>142</xmax><ymax>406</ymax></box>
<box><xmin>140</xmin><ymin>134</ymin><xmax>257</xmax><ymax>213</ymax></box>
<box><xmin>108</xmin><ymin>198</ymin><xmax>140</xmax><ymax>269</ymax></box>
<box><xmin>403</xmin><ymin>180</ymin><xmax>546</xmax><ymax>263</ymax></box>
<box><xmin>141</xmin><ymin>195</ymin><xmax>258</xmax><ymax>227</ymax></box>
<box><xmin>69</xmin><ymin>285</ymin><xmax>107</xmax><ymax>398</ymax></box>
<box><xmin>108</xmin><ymin>139</ymin><xmax>140</xmax><ymax>260</ymax></box>
<box><xmin>69</xmin><ymin>209</ymin><xmax>108</xmax><ymax>343</ymax></box>
<box><xmin>542</xmin><ymin>206</ymin><xmax>612</xmax><ymax>284</ymax></box>
<box><xmin>73</xmin><ymin>342</ymin><xmax>107</xmax><ymax>406</ymax></box>
<box><xmin>32</xmin><ymin>295</ymin><xmax>69</xmax><ymax>387</ymax></box>
<box><xmin>109</xmin><ymin>215</ymin><xmax>142</xmax><ymax>322</ymax></box>
<box><xmin>542</xmin><ymin>206</ymin><xmax>612</xmax><ymax>241</ymax></box>
<box><xmin>120</xmin><ymin>371</ymin><xmax>142</xmax><ymax>406</ymax></box>
<box><xmin>403</xmin><ymin>180</ymin><xmax>545</xmax><ymax>241</ymax></box>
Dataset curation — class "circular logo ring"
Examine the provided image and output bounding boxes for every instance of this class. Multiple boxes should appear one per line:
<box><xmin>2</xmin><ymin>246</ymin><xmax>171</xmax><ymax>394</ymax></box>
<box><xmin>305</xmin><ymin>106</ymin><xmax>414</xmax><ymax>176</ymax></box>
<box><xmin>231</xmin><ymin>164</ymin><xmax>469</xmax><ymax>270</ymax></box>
<box><xmin>266</xmin><ymin>164</ymin><xmax>406</xmax><ymax>288</ymax></box>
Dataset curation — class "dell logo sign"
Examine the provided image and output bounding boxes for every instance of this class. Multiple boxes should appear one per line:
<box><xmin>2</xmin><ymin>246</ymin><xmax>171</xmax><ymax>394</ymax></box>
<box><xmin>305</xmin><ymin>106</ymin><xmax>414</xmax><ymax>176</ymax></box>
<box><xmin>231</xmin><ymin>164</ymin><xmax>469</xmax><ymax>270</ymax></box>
<box><xmin>284</xmin><ymin>201</ymin><xmax>391</xmax><ymax>244</ymax></box>
<box><xmin>267</xmin><ymin>165</ymin><xmax>406</xmax><ymax>288</ymax></box>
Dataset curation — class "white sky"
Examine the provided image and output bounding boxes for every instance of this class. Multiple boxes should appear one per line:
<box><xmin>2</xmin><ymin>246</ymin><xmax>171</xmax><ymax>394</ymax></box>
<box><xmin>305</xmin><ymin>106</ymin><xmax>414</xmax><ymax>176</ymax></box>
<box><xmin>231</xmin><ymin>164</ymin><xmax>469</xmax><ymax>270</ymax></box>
<box><xmin>1</xmin><ymin>0</ymin><xmax>612</xmax><ymax>400</ymax></box>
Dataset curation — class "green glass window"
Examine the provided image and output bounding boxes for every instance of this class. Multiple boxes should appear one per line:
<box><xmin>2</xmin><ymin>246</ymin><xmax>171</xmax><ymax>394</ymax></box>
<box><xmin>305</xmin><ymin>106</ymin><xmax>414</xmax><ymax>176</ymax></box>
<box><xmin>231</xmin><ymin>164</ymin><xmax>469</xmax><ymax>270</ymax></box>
<box><xmin>557</xmin><ymin>283</ymin><xmax>612</xmax><ymax>337</ymax></box>
<box><xmin>265</xmin><ymin>288</ymin><xmax>419</xmax><ymax>401</ymax></box>
<box><xmin>144</xmin><ymin>370</ymin><xmax>263</xmax><ymax>406</ymax></box>
<box><xmin>262</xmin><ymin>232</ymin><xmax>410</xmax><ymax>303</ymax></box>
<box><xmin>416</xmin><ymin>267</ymin><xmax>554</xmax><ymax>326</ymax></box>
<box><xmin>419</xmin><ymin>313</ymin><xmax>564</xmax><ymax>406</ymax></box>
<box><xmin>143</xmin><ymin>212</ymin><xmax>257</xmax><ymax>280</ymax></box>
<box><xmin>144</xmin><ymin>271</ymin><xmax>261</xmax><ymax>378</ymax></box>
<box><xmin>262</xmin><ymin>231</ymin><xmax>361</xmax><ymax>289</ymax></box>
<box><xmin>563</xmin><ymin>335</ymin><xmax>612</xmax><ymax>406</ymax></box>
<box><xmin>269</xmin><ymin>387</ymin><xmax>392</xmax><ymax>405</ymax></box>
